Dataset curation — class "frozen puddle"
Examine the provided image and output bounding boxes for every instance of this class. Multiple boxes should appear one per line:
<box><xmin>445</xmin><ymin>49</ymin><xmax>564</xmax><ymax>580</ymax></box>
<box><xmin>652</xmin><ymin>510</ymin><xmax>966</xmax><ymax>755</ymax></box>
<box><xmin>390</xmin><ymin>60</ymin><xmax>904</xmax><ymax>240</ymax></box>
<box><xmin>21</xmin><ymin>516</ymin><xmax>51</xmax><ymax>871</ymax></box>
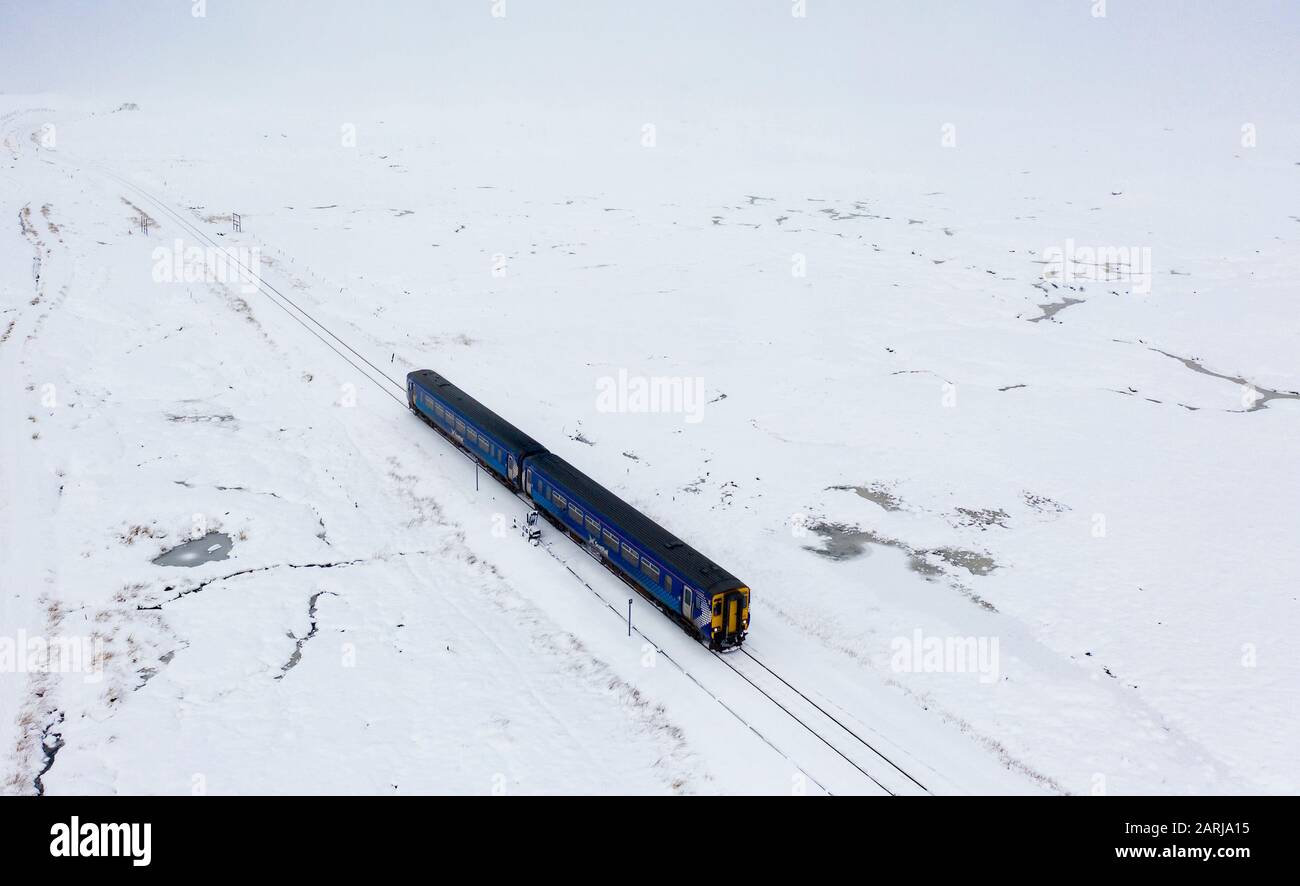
<box><xmin>1148</xmin><ymin>347</ymin><xmax>1300</xmax><ymax>411</ymax></box>
<box><xmin>804</xmin><ymin>521</ymin><xmax>884</xmax><ymax>562</ymax></box>
<box><xmin>827</xmin><ymin>483</ymin><xmax>903</xmax><ymax>512</ymax></box>
<box><xmin>804</xmin><ymin>521</ymin><xmax>996</xmax><ymax>577</ymax></box>
<box><xmin>804</xmin><ymin>521</ymin><xmax>946</xmax><ymax>576</ymax></box>
<box><xmin>152</xmin><ymin>532</ymin><xmax>234</xmax><ymax>567</ymax></box>
<box><xmin>1027</xmin><ymin>296</ymin><xmax>1084</xmax><ymax>323</ymax></box>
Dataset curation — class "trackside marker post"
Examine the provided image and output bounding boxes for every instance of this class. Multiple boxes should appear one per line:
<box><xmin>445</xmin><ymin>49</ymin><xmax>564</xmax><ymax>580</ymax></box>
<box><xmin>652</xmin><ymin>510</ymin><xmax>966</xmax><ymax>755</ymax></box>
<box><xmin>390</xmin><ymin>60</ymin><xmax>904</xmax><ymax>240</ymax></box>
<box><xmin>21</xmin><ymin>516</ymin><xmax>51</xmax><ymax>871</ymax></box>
<box><xmin>627</xmin><ymin>598</ymin><xmax>633</xmax><ymax>636</ymax></box>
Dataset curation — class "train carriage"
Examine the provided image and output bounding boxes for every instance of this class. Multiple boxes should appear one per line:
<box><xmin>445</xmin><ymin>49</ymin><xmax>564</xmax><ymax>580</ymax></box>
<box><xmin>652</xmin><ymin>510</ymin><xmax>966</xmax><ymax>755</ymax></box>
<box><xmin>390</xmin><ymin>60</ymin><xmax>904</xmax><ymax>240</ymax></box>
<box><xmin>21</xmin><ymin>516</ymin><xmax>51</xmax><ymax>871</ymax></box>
<box><xmin>407</xmin><ymin>368</ymin><xmax>750</xmax><ymax>649</ymax></box>
<box><xmin>407</xmin><ymin>370</ymin><xmax>547</xmax><ymax>492</ymax></box>
<box><xmin>523</xmin><ymin>452</ymin><xmax>749</xmax><ymax>649</ymax></box>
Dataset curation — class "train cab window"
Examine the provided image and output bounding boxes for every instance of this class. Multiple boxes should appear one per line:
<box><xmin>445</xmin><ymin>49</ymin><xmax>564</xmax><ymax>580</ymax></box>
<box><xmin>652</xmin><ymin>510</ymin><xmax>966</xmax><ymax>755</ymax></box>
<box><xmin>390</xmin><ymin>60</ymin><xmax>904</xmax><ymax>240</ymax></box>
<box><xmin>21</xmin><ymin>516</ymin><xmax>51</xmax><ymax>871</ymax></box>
<box><xmin>622</xmin><ymin>543</ymin><xmax>638</xmax><ymax>565</ymax></box>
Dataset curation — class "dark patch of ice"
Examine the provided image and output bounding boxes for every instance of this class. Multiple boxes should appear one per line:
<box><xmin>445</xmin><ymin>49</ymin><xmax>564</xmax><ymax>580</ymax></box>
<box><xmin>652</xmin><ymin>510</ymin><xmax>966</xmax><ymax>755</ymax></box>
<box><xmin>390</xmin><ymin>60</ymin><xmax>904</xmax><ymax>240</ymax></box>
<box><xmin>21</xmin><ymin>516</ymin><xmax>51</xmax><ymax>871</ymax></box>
<box><xmin>827</xmin><ymin>483</ymin><xmax>902</xmax><ymax>512</ymax></box>
<box><xmin>152</xmin><ymin>532</ymin><xmax>233</xmax><ymax>567</ymax></box>
<box><xmin>1027</xmin><ymin>297</ymin><xmax>1084</xmax><ymax>323</ymax></box>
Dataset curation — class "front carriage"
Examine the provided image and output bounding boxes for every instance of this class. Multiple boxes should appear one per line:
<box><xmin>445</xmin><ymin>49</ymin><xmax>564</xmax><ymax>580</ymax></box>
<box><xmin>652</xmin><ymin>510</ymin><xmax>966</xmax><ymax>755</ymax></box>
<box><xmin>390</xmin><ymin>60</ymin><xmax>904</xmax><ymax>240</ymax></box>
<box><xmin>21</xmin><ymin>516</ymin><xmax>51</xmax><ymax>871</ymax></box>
<box><xmin>523</xmin><ymin>452</ymin><xmax>749</xmax><ymax>649</ymax></box>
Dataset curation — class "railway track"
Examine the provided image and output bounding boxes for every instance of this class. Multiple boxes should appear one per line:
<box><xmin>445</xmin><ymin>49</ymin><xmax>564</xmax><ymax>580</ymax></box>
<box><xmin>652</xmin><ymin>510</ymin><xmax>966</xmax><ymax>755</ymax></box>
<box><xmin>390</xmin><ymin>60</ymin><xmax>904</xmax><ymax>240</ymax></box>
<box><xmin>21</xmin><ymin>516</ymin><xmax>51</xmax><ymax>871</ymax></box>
<box><xmin>725</xmin><ymin>648</ymin><xmax>931</xmax><ymax>795</ymax></box>
<box><xmin>52</xmin><ymin>146</ymin><xmax>935</xmax><ymax>796</ymax></box>
<box><xmin>530</xmin><ymin>510</ymin><xmax>931</xmax><ymax>794</ymax></box>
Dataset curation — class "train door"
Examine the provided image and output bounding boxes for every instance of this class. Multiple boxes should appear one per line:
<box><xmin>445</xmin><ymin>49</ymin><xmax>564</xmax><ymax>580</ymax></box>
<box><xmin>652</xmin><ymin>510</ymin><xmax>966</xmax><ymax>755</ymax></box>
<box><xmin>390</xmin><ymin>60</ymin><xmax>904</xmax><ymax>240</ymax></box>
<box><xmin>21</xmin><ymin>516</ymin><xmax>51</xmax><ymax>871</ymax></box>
<box><xmin>508</xmin><ymin>454</ymin><xmax>519</xmax><ymax>485</ymax></box>
<box><xmin>681</xmin><ymin>585</ymin><xmax>692</xmax><ymax>619</ymax></box>
<box><xmin>713</xmin><ymin>590</ymin><xmax>745</xmax><ymax>648</ymax></box>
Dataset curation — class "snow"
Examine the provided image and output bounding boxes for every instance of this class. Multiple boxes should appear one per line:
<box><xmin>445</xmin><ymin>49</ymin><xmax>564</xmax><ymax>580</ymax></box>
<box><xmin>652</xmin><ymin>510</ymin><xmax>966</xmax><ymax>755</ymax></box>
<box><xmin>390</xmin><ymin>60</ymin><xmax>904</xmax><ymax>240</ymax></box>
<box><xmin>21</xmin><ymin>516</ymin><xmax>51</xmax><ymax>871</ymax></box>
<box><xmin>3</xmin><ymin>5</ymin><xmax>1299</xmax><ymax>795</ymax></box>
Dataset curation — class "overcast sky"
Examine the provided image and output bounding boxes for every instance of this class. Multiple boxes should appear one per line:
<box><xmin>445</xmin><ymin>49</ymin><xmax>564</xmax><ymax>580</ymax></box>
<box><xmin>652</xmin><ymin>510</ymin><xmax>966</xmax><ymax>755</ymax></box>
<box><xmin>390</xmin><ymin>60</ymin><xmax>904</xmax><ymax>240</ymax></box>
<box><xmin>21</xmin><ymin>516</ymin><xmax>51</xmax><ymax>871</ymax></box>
<box><xmin>3</xmin><ymin>0</ymin><xmax>1298</xmax><ymax>122</ymax></box>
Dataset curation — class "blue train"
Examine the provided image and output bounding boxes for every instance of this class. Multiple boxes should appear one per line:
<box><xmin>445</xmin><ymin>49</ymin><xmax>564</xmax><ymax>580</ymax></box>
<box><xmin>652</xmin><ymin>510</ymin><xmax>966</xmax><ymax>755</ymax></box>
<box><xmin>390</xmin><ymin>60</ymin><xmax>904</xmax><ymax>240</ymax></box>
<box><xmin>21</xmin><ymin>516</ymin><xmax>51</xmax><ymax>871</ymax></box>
<box><xmin>407</xmin><ymin>369</ymin><xmax>750</xmax><ymax>649</ymax></box>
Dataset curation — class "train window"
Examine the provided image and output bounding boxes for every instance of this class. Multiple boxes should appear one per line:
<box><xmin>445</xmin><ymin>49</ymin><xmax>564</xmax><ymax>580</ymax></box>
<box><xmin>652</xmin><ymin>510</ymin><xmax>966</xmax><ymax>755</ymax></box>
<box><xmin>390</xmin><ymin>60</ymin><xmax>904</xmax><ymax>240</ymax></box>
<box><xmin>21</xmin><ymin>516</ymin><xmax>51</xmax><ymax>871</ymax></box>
<box><xmin>603</xmin><ymin>529</ymin><xmax>618</xmax><ymax>549</ymax></box>
<box><xmin>622</xmin><ymin>543</ymin><xmax>638</xmax><ymax>565</ymax></box>
<box><xmin>466</xmin><ymin>428</ymin><xmax>477</xmax><ymax>444</ymax></box>
<box><xmin>641</xmin><ymin>559</ymin><xmax>659</xmax><ymax>580</ymax></box>
<box><xmin>586</xmin><ymin>516</ymin><xmax>600</xmax><ymax>534</ymax></box>
<box><xmin>479</xmin><ymin>437</ymin><xmax>490</xmax><ymax>454</ymax></box>
<box><xmin>455</xmin><ymin>419</ymin><xmax>465</xmax><ymax>435</ymax></box>
<box><xmin>665</xmin><ymin>574</ymin><xmax>673</xmax><ymax>593</ymax></box>
<box><xmin>433</xmin><ymin>403</ymin><xmax>443</xmax><ymax>417</ymax></box>
<box><xmin>568</xmin><ymin>504</ymin><xmax>583</xmax><ymax>523</ymax></box>
<box><xmin>552</xmin><ymin>491</ymin><xmax>566</xmax><ymax>509</ymax></box>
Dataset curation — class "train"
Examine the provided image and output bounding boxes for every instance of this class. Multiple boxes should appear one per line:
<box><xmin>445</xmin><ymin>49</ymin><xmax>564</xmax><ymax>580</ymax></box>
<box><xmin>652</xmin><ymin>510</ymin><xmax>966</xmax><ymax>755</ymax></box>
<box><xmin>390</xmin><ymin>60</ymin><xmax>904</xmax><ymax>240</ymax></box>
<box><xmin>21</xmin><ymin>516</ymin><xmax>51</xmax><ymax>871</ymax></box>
<box><xmin>406</xmin><ymin>369</ymin><xmax>750</xmax><ymax>650</ymax></box>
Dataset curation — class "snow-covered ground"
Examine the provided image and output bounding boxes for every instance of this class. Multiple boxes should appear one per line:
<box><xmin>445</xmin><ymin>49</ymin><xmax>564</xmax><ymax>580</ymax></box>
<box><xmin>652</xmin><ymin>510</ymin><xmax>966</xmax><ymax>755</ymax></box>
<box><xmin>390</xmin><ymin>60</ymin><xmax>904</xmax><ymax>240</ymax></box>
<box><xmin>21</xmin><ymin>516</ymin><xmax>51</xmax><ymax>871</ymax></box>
<box><xmin>3</xmin><ymin>5</ymin><xmax>1298</xmax><ymax>796</ymax></box>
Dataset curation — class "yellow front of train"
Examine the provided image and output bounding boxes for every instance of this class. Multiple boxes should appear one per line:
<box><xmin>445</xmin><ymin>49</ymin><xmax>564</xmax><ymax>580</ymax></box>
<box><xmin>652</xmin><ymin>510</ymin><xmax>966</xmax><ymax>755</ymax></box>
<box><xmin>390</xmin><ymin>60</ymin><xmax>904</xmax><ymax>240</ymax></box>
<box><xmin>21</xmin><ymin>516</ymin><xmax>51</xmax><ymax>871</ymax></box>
<box><xmin>710</xmin><ymin>587</ymin><xmax>750</xmax><ymax>649</ymax></box>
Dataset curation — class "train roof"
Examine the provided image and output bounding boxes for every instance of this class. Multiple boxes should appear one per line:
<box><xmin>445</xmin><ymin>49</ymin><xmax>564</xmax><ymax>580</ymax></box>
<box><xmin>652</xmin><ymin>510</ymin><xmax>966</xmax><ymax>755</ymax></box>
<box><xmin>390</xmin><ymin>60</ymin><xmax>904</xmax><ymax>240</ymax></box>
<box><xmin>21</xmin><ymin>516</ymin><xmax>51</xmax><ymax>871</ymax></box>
<box><xmin>408</xmin><ymin>370</ymin><xmax>549</xmax><ymax>457</ymax></box>
<box><xmin>529</xmin><ymin>451</ymin><xmax>746</xmax><ymax>596</ymax></box>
